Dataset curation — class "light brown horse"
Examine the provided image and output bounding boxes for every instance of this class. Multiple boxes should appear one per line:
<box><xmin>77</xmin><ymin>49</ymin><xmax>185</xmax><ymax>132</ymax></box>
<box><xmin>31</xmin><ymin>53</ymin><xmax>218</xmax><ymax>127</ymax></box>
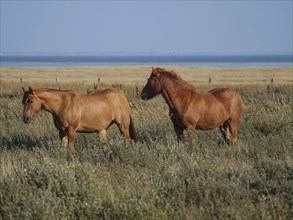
<box><xmin>141</xmin><ymin>67</ymin><xmax>243</xmax><ymax>145</ymax></box>
<box><xmin>22</xmin><ymin>86</ymin><xmax>137</xmax><ymax>150</ymax></box>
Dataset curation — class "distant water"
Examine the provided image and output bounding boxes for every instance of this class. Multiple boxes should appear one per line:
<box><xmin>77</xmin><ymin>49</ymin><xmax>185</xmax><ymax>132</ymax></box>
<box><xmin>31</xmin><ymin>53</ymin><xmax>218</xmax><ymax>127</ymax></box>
<box><xmin>1</xmin><ymin>55</ymin><xmax>292</xmax><ymax>67</ymax></box>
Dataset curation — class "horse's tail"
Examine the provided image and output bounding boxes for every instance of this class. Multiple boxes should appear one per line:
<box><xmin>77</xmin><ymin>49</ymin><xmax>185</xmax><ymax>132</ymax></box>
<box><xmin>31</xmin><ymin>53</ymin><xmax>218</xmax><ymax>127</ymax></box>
<box><xmin>129</xmin><ymin>117</ymin><xmax>137</xmax><ymax>142</ymax></box>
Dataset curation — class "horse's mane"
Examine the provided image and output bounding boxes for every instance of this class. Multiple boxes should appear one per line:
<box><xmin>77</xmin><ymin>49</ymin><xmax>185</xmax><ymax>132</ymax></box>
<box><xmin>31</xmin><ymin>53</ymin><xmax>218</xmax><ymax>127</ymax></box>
<box><xmin>156</xmin><ymin>68</ymin><xmax>196</xmax><ymax>90</ymax></box>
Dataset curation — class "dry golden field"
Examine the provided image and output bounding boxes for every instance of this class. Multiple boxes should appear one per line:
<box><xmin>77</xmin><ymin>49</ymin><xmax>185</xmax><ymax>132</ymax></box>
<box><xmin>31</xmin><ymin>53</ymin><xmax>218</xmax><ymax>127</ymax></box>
<box><xmin>1</xmin><ymin>66</ymin><xmax>292</xmax><ymax>86</ymax></box>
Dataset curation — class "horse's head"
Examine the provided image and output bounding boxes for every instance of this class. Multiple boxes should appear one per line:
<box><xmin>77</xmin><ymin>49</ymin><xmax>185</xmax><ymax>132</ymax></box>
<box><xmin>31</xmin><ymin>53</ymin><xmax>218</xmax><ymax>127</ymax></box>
<box><xmin>141</xmin><ymin>67</ymin><xmax>163</xmax><ymax>100</ymax></box>
<box><xmin>21</xmin><ymin>86</ymin><xmax>42</xmax><ymax>124</ymax></box>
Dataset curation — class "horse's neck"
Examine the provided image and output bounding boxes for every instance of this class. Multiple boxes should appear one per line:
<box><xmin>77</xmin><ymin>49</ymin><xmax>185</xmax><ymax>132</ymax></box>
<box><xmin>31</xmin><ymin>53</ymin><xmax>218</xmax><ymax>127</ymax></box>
<box><xmin>36</xmin><ymin>90</ymin><xmax>63</xmax><ymax>114</ymax></box>
<box><xmin>161</xmin><ymin>77</ymin><xmax>195</xmax><ymax>113</ymax></box>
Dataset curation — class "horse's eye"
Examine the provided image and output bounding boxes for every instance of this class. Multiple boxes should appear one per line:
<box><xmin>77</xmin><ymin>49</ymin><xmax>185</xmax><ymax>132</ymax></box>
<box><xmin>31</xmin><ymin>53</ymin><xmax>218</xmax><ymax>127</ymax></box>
<box><xmin>28</xmin><ymin>99</ymin><xmax>33</xmax><ymax>104</ymax></box>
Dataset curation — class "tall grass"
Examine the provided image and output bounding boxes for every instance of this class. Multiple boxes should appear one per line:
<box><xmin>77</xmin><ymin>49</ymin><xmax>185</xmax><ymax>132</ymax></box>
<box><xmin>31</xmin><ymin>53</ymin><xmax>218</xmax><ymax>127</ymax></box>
<box><xmin>0</xmin><ymin>80</ymin><xmax>292</xmax><ymax>219</ymax></box>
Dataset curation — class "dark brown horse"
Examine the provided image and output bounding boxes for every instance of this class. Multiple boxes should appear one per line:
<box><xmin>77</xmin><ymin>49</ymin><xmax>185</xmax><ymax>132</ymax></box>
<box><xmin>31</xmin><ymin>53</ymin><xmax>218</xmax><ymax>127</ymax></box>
<box><xmin>141</xmin><ymin>67</ymin><xmax>243</xmax><ymax>145</ymax></box>
<box><xmin>22</xmin><ymin>86</ymin><xmax>137</xmax><ymax>150</ymax></box>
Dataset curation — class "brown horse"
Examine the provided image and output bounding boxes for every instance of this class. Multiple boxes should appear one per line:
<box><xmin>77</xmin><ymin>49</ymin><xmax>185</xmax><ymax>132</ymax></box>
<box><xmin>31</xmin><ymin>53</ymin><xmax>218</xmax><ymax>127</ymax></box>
<box><xmin>141</xmin><ymin>67</ymin><xmax>243</xmax><ymax>145</ymax></box>
<box><xmin>22</xmin><ymin>86</ymin><xmax>137</xmax><ymax>150</ymax></box>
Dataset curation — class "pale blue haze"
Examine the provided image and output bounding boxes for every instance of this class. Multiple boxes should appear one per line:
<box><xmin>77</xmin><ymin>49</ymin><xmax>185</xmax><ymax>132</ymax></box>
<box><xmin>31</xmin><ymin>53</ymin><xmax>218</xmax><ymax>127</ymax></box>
<box><xmin>1</xmin><ymin>1</ymin><xmax>292</xmax><ymax>55</ymax></box>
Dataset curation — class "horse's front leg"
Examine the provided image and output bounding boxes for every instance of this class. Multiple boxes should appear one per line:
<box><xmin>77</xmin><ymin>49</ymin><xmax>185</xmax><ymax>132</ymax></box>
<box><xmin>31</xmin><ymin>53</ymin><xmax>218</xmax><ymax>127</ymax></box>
<box><xmin>173</xmin><ymin>124</ymin><xmax>184</xmax><ymax>144</ymax></box>
<box><xmin>68</xmin><ymin>127</ymin><xmax>76</xmax><ymax>151</ymax></box>
<box><xmin>53</xmin><ymin>116</ymin><xmax>69</xmax><ymax>149</ymax></box>
<box><xmin>187</xmin><ymin>126</ymin><xmax>195</xmax><ymax>145</ymax></box>
<box><xmin>59</xmin><ymin>130</ymin><xmax>68</xmax><ymax>149</ymax></box>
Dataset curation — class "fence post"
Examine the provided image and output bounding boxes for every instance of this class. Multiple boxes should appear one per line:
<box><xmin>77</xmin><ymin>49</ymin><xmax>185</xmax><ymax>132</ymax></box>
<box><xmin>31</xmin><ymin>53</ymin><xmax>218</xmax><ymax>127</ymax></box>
<box><xmin>270</xmin><ymin>78</ymin><xmax>275</xmax><ymax>99</ymax></box>
<box><xmin>97</xmin><ymin>78</ymin><xmax>100</xmax><ymax>89</ymax></box>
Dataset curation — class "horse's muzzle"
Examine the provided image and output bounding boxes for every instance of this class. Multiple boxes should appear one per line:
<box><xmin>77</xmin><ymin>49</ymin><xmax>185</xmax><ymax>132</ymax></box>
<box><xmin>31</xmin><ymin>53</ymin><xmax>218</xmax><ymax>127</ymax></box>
<box><xmin>141</xmin><ymin>93</ymin><xmax>148</xmax><ymax>101</ymax></box>
<box><xmin>23</xmin><ymin>115</ymin><xmax>32</xmax><ymax>124</ymax></box>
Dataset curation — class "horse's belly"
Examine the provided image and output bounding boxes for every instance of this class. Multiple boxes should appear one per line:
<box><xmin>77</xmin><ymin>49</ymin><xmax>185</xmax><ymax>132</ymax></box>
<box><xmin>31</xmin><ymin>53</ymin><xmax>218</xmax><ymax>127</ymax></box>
<box><xmin>76</xmin><ymin>113</ymin><xmax>113</xmax><ymax>132</ymax></box>
<box><xmin>196</xmin><ymin>115</ymin><xmax>226</xmax><ymax>130</ymax></box>
<box><xmin>196</xmin><ymin>123</ymin><xmax>221</xmax><ymax>130</ymax></box>
<box><xmin>76</xmin><ymin>127</ymin><xmax>97</xmax><ymax>133</ymax></box>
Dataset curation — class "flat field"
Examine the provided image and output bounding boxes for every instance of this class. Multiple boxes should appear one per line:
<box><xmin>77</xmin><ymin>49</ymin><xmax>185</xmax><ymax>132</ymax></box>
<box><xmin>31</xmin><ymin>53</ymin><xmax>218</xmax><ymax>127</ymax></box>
<box><xmin>1</xmin><ymin>66</ymin><xmax>292</xmax><ymax>85</ymax></box>
<box><xmin>0</xmin><ymin>66</ymin><xmax>292</xmax><ymax>219</ymax></box>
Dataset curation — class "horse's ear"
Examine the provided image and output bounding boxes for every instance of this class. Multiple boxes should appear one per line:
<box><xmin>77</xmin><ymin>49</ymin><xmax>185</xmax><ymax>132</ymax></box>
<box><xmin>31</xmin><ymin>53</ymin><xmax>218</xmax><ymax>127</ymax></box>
<box><xmin>152</xmin><ymin>67</ymin><xmax>156</xmax><ymax>72</ymax></box>
<box><xmin>157</xmin><ymin>67</ymin><xmax>164</xmax><ymax>73</ymax></box>
<box><xmin>22</xmin><ymin>87</ymin><xmax>26</xmax><ymax>93</ymax></box>
<box><xmin>28</xmin><ymin>86</ymin><xmax>34</xmax><ymax>94</ymax></box>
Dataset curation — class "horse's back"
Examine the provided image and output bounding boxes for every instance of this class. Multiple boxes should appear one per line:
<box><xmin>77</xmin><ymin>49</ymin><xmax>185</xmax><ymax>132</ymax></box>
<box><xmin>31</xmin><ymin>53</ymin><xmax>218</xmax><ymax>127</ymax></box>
<box><xmin>89</xmin><ymin>88</ymin><xmax>129</xmax><ymax>104</ymax></box>
<box><xmin>86</xmin><ymin>89</ymin><xmax>131</xmax><ymax>114</ymax></box>
<box><xmin>89</xmin><ymin>88</ymin><xmax>124</xmax><ymax>98</ymax></box>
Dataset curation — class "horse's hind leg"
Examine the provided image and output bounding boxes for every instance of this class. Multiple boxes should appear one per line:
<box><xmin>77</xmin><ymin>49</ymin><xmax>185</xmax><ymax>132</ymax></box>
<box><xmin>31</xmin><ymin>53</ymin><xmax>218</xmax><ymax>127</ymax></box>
<box><xmin>114</xmin><ymin>115</ymin><xmax>131</xmax><ymax>143</ymax></box>
<box><xmin>220</xmin><ymin>121</ymin><xmax>232</xmax><ymax>145</ymax></box>
<box><xmin>117</xmin><ymin>123</ymin><xmax>131</xmax><ymax>143</ymax></box>
<box><xmin>228</xmin><ymin>120</ymin><xmax>240</xmax><ymax>145</ymax></box>
<box><xmin>98</xmin><ymin>129</ymin><xmax>110</xmax><ymax>154</ymax></box>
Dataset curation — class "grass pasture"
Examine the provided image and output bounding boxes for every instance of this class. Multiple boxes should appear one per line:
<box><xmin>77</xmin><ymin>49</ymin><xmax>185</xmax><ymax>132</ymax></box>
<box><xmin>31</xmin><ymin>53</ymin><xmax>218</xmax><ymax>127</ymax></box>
<box><xmin>0</xmin><ymin>66</ymin><xmax>292</xmax><ymax>219</ymax></box>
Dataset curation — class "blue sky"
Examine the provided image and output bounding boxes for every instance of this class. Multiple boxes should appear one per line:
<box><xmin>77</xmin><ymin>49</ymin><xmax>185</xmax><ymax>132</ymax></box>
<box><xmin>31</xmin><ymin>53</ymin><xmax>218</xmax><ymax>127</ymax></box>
<box><xmin>1</xmin><ymin>1</ymin><xmax>292</xmax><ymax>55</ymax></box>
